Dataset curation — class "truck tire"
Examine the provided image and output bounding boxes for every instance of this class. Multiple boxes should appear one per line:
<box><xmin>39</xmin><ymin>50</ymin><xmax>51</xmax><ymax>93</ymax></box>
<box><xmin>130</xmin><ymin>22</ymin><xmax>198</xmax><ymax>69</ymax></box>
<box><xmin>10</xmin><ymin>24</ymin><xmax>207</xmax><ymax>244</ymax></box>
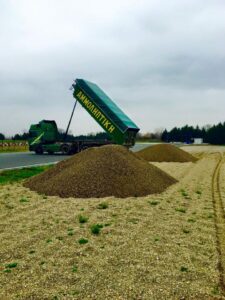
<box><xmin>81</xmin><ymin>145</ymin><xmax>88</xmax><ymax>151</ymax></box>
<box><xmin>61</xmin><ymin>144</ymin><xmax>71</xmax><ymax>155</ymax></box>
<box><xmin>35</xmin><ymin>146</ymin><xmax>43</xmax><ymax>155</ymax></box>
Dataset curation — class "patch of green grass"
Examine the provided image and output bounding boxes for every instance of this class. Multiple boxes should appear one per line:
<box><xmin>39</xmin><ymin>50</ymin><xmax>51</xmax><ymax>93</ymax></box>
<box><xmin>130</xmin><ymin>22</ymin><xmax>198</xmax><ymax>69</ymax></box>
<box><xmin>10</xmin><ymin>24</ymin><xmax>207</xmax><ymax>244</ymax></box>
<box><xmin>72</xmin><ymin>265</ymin><xmax>78</xmax><ymax>273</ymax></box>
<box><xmin>78</xmin><ymin>215</ymin><xmax>88</xmax><ymax>224</ymax></box>
<box><xmin>78</xmin><ymin>238</ymin><xmax>89</xmax><ymax>245</ymax></box>
<box><xmin>5</xmin><ymin>262</ymin><xmax>17</xmax><ymax>269</ymax></box>
<box><xmin>90</xmin><ymin>224</ymin><xmax>103</xmax><ymax>235</ymax></box>
<box><xmin>180</xmin><ymin>189</ymin><xmax>188</xmax><ymax>196</ymax></box>
<box><xmin>20</xmin><ymin>197</ymin><xmax>29</xmax><ymax>203</ymax></box>
<box><xmin>187</xmin><ymin>218</ymin><xmax>196</xmax><ymax>223</ymax></box>
<box><xmin>97</xmin><ymin>202</ymin><xmax>108</xmax><ymax>209</ymax></box>
<box><xmin>46</xmin><ymin>238</ymin><xmax>53</xmax><ymax>243</ymax></box>
<box><xmin>175</xmin><ymin>207</ymin><xmax>187</xmax><ymax>213</ymax></box>
<box><xmin>180</xmin><ymin>266</ymin><xmax>188</xmax><ymax>272</ymax></box>
<box><xmin>104</xmin><ymin>223</ymin><xmax>111</xmax><ymax>227</ymax></box>
<box><xmin>0</xmin><ymin>165</ymin><xmax>53</xmax><ymax>185</ymax></box>
<box><xmin>196</xmin><ymin>190</ymin><xmax>202</xmax><ymax>195</ymax></box>
<box><xmin>180</xmin><ymin>189</ymin><xmax>191</xmax><ymax>199</ymax></box>
<box><xmin>148</xmin><ymin>200</ymin><xmax>160</xmax><ymax>206</ymax></box>
<box><xmin>207</xmin><ymin>213</ymin><xmax>214</xmax><ymax>219</ymax></box>
<box><xmin>154</xmin><ymin>236</ymin><xmax>160</xmax><ymax>242</ymax></box>
<box><xmin>69</xmin><ymin>290</ymin><xmax>80</xmax><ymax>296</ymax></box>
<box><xmin>3</xmin><ymin>269</ymin><xmax>12</xmax><ymax>273</ymax></box>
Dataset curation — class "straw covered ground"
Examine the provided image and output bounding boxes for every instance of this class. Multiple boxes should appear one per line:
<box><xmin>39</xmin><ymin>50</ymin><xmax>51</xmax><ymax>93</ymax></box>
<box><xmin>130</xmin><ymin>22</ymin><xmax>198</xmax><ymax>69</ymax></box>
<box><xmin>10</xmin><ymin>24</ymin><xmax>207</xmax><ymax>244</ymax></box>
<box><xmin>1</xmin><ymin>146</ymin><xmax>225</xmax><ymax>299</ymax></box>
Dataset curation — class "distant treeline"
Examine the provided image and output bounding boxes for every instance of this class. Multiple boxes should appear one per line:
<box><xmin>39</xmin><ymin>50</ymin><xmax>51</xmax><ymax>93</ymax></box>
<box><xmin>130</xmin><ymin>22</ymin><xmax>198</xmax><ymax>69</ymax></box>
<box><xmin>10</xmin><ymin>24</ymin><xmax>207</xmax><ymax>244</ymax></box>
<box><xmin>0</xmin><ymin>131</ymin><xmax>112</xmax><ymax>142</ymax></box>
<box><xmin>162</xmin><ymin>122</ymin><xmax>225</xmax><ymax>144</ymax></box>
<box><xmin>1</xmin><ymin>121</ymin><xmax>225</xmax><ymax>145</ymax></box>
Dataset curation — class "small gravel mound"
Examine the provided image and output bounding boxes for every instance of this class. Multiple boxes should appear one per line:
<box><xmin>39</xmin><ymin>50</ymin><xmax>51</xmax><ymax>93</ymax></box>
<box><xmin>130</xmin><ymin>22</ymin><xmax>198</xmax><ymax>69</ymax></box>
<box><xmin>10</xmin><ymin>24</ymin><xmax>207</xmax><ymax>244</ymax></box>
<box><xmin>24</xmin><ymin>145</ymin><xmax>177</xmax><ymax>198</ymax></box>
<box><xmin>137</xmin><ymin>144</ymin><xmax>197</xmax><ymax>162</ymax></box>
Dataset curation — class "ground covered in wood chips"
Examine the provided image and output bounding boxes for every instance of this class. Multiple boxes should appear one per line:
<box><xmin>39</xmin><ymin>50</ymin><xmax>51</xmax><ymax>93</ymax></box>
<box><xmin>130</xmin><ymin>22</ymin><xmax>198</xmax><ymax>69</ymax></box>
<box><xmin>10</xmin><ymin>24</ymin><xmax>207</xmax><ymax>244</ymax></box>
<box><xmin>137</xmin><ymin>143</ymin><xmax>197</xmax><ymax>162</ymax></box>
<box><xmin>24</xmin><ymin>145</ymin><xmax>176</xmax><ymax>198</ymax></box>
<box><xmin>1</xmin><ymin>146</ymin><xmax>225</xmax><ymax>299</ymax></box>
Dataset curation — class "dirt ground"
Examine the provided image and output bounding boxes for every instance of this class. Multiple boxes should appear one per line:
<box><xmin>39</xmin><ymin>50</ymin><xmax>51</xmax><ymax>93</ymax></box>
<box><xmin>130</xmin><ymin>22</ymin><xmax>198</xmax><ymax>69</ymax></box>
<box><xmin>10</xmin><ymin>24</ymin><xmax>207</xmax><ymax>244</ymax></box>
<box><xmin>1</xmin><ymin>146</ymin><xmax>225</xmax><ymax>299</ymax></box>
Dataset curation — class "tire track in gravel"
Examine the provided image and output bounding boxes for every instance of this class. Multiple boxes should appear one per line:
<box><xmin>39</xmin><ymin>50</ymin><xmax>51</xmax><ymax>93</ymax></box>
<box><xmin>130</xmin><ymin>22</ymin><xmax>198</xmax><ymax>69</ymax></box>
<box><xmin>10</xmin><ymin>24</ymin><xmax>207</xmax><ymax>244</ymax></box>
<box><xmin>211</xmin><ymin>152</ymin><xmax>225</xmax><ymax>294</ymax></box>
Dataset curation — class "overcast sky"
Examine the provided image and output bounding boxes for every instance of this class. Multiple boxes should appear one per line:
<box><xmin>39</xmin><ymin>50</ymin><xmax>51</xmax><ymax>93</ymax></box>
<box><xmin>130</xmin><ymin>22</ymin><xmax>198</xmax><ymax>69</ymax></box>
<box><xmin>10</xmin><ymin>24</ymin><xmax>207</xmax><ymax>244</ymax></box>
<box><xmin>0</xmin><ymin>0</ymin><xmax>225</xmax><ymax>136</ymax></box>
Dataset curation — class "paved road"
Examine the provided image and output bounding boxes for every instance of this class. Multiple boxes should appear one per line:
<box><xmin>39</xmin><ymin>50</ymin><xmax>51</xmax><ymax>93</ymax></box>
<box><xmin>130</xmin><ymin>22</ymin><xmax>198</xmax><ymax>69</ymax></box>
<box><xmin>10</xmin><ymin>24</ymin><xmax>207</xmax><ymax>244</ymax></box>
<box><xmin>0</xmin><ymin>143</ymin><xmax>153</xmax><ymax>170</ymax></box>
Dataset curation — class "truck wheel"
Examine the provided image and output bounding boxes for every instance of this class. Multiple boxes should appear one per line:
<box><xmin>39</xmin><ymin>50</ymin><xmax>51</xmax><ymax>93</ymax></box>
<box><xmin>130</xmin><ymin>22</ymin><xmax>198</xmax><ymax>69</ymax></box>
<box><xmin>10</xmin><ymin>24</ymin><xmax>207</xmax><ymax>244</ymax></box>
<box><xmin>81</xmin><ymin>146</ymin><xmax>88</xmax><ymax>151</ymax></box>
<box><xmin>35</xmin><ymin>146</ymin><xmax>43</xmax><ymax>155</ymax></box>
<box><xmin>61</xmin><ymin>144</ymin><xmax>71</xmax><ymax>155</ymax></box>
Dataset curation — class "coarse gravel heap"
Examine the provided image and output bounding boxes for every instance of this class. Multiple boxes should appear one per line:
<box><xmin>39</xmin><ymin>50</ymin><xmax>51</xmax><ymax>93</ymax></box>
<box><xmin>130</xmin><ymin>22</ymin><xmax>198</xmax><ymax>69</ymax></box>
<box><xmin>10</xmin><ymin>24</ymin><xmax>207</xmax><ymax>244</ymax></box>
<box><xmin>137</xmin><ymin>144</ymin><xmax>197</xmax><ymax>163</ymax></box>
<box><xmin>24</xmin><ymin>145</ymin><xmax>177</xmax><ymax>198</ymax></box>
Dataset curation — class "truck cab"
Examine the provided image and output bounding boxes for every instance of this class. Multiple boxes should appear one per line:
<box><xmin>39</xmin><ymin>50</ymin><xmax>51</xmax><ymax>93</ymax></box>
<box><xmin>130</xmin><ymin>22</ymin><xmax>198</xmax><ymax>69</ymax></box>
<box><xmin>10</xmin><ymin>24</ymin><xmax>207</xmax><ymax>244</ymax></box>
<box><xmin>29</xmin><ymin>120</ymin><xmax>58</xmax><ymax>154</ymax></box>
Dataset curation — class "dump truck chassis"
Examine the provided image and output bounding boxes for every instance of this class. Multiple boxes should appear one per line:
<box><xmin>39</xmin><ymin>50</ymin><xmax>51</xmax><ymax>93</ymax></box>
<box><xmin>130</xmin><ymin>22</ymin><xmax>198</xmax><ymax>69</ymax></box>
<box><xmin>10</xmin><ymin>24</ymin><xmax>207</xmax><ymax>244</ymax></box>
<box><xmin>30</xmin><ymin>140</ymin><xmax>113</xmax><ymax>155</ymax></box>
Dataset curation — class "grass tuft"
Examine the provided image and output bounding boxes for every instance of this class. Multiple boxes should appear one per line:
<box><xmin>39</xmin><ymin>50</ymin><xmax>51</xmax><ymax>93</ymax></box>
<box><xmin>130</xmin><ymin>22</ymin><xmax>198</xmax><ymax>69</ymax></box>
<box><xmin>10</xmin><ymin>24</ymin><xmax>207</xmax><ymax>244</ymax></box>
<box><xmin>72</xmin><ymin>266</ymin><xmax>78</xmax><ymax>273</ymax></box>
<box><xmin>5</xmin><ymin>262</ymin><xmax>17</xmax><ymax>269</ymax></box>
<box><xmin>78</xmin><ymin>238</ymin><xmax>89</xmax><ymax>245</ymax></box>
<box><xmin>97</xmin><ymin>202</ymin><xmax>108</xmax><ymax>209</ymax></box>
<box><xmin>78</xmin><ymin>215</ymin><xmax>88</xmax><ymax>224</ymax></box>
<box><xmin>180</xmin><ymin>266</ymin><xmax>188</xmax><ymax>272</ymax></box>
<box><xmin>187</xmin><ymin>218</ymin><xmax>196</xmax><ymax>223</ymax></box>
<box><xmin>3</xmin><ymin>269</ymin><xmax>12</xmax><ymax>273</ymax></box>
<box><xmin>196</xmin><ymin>190</ymin><xmax>202</xmax><ymax>195</ymax></box>
<box><xmin>20</xmin><ymin>197</ymin><xmax>29</xmax><ymax>203</ymax></box>
<box><xmin>175</xmin><ymin>207</ymin><xmax>187</xmax><ymax>213</ymax></box>
<box><xmin>90</xmin><ymin>224</ymin><xmax>103</xmax><ymax>235</ymax></box>
<box><xmin>149</xmin><ymin>200</ymin><xmax>160</xmax><ymax>206</ymax></box>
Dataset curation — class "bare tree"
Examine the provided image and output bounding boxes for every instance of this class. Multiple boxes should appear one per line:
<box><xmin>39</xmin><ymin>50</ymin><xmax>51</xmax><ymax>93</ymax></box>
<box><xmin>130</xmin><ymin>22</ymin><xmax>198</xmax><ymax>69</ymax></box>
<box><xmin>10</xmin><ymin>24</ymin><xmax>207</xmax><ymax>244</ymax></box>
<box><xmin>153</xmin><ymin>127</ymin><xmax>164</xmax><ymax>140</ymax></box>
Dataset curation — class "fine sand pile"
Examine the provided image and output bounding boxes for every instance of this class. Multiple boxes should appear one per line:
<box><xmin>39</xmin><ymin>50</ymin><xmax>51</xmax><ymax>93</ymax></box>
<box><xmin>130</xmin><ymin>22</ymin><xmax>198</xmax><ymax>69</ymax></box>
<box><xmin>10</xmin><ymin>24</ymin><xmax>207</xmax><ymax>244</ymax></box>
<box><xmin>24</xmin><ymin>145</ymin><xmax>177</xmax><ymax>198</ymax></box>
<box><xmin>137</xmin><ymin>144</ymin><xmax>197</xmax><ymax>162</ymax></box>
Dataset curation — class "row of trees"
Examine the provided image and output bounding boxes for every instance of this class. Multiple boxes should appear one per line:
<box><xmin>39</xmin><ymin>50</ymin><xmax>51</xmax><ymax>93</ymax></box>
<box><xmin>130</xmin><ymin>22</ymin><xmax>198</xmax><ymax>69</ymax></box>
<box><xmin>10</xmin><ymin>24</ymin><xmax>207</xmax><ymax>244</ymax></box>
<box><xmin>0</xmin><ymin>132</ymin><xmax>30</xmax><ymax>140</ymax></box>
<box><xmin>1</xmin><ymin>121</ymin><xmax>225</xmax><ymax>144</ymax></box>
<box><xmin>161</xmin><ymin>122</ymin><xmax>225</xmax><ymax>144</ymax></box>
<box><xmin>0</xmin><ymin>131</ymin><xmax>111</xmax><ymax>142</ymax></box>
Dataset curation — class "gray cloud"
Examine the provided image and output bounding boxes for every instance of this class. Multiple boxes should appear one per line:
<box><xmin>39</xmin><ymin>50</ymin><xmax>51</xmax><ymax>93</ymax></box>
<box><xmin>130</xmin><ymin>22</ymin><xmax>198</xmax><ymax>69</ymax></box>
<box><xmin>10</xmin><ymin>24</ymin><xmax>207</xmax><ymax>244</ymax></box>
<box><xmin>0</xmin><ymin>0</ymin><xmax>225</xmax><ymax>136</ymax></box>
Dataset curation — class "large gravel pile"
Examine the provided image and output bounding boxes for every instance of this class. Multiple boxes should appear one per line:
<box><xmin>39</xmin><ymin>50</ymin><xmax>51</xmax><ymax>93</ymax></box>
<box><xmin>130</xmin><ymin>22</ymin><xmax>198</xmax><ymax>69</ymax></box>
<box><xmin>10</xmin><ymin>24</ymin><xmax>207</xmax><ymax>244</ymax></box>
<box><xmin>24</xmin><ymin>145</ymin><xmax>176</xmax><ymax>198</ymax></box>
<box><xmin>137</xmin><ymin>144</ymin><xmax>197</xmax><ymax>162</ymax></box>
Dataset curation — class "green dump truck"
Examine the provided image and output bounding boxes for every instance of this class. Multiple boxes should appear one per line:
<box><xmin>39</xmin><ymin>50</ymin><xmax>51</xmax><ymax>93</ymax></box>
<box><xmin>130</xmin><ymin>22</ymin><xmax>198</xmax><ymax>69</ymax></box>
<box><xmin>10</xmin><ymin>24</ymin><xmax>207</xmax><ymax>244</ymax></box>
<box><xmin>29</xmin><ymin>79</ymin><xmax>139</xmax><ymax>155</ymax></box>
